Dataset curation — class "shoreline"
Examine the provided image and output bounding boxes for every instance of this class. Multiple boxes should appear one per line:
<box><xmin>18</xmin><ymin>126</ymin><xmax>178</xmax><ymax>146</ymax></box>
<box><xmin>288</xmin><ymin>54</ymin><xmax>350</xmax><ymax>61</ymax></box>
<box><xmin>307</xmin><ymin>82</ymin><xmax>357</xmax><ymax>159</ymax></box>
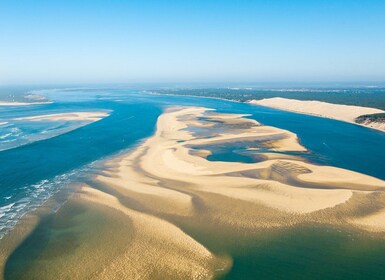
<box><xmin>249</xmin><ymin>97</ymin><xmax>385</xmax><ymax>133</ymax></box>
<box><xmin>146</xmin><ymin>92</ymin><xmax>385</xmax><ymax>133</ymax></box>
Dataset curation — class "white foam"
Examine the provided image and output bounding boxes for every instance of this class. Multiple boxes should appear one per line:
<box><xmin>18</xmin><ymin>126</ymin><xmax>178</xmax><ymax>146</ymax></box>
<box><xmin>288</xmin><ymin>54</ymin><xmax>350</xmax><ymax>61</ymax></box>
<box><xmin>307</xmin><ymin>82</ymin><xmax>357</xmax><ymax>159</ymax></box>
<box><xmin>0</xmin><ymin>165</ymin><xmax>92</xmax><ymax>239</ymax></box>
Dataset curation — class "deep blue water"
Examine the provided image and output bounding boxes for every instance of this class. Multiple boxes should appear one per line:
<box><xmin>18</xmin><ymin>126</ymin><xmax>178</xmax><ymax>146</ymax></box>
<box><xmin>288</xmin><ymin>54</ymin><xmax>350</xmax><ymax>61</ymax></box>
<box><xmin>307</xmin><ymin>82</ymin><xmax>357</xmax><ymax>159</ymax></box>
<box><xmin>0</xmin><ymin>89</ymin><xmax>384</xmax><ymax>238</ymax></box>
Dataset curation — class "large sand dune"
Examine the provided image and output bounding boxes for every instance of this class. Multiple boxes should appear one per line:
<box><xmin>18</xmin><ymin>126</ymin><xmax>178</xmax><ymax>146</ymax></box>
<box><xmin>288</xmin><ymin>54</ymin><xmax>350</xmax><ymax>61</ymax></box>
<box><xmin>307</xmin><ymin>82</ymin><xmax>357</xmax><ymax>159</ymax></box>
<box><xmin>250</xmin><ymin>97</ymin><xmax>385</xmax><ymax>132</ymax></box>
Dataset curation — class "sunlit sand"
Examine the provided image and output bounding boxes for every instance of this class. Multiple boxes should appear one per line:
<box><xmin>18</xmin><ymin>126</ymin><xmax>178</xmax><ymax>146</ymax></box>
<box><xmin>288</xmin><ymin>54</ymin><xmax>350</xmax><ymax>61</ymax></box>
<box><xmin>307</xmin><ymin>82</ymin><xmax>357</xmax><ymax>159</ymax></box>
<box><xmin>250</xmin><ymin>97</ymin><xmax>385</xmax><ymax>131</ymax></box>
<box><xmin>95</xmin><ymin>106</ymin><xmax>385</xmax><ymax>228</ymax></box>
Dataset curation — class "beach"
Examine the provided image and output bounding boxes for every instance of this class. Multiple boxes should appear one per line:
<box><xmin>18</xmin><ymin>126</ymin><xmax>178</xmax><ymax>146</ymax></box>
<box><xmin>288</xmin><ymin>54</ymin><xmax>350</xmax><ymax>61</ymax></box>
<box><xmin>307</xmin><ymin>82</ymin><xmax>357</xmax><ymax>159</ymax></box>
<box><xmin>250</xmin><ymin>97</ymin><xmax>385</xmax><ymax>132</ymax></box>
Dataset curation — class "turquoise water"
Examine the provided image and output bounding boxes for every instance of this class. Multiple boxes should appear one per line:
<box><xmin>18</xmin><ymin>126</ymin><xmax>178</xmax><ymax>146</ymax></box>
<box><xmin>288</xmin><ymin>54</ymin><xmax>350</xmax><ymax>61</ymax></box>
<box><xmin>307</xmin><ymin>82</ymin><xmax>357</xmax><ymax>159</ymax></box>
<box><xmin>219</xmin><ymin>226</ymin><xmax>385</xmax><ymax>280</ymax></box>
<box><xmin>1</xmin><ymin>88</ymin><xmax>385</xmax><ymax>278</ymax></box>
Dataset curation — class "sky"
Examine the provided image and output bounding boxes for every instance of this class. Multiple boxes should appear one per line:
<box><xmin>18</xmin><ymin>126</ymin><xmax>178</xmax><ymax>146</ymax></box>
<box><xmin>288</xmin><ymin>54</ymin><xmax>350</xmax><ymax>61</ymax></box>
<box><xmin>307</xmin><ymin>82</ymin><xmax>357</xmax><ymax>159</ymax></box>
<box><xmin>0</xmin><ymin>0</ymin><xmax>385</xmax><ymax>85</ymax></box>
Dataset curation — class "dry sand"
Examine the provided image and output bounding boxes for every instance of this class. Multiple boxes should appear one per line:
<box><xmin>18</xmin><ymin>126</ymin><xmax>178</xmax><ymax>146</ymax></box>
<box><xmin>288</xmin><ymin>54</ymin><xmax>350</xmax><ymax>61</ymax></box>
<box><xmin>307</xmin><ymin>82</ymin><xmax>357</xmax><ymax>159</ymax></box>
<box><xmin>249</xmin><ymin>97</ymin><xmax>385</xmax><ymax>132</ymax></box>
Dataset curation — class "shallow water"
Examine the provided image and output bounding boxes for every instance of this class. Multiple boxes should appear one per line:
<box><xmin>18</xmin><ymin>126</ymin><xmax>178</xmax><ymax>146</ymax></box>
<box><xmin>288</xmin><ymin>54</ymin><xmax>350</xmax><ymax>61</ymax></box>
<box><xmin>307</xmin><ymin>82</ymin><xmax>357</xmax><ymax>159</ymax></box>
<box><xmin>1</xmin><ymin>88</ymin><xmax>385</xmax><ymax>279</ymax></box>
<box><xmin>221</xmin><ymin>226</ymin><xmax>385</xmax><ymax>280</ymax></box>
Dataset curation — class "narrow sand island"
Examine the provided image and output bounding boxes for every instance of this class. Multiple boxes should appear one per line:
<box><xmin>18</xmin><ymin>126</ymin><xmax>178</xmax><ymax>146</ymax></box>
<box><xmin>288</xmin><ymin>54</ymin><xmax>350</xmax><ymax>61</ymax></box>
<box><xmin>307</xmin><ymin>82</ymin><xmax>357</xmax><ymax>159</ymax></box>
<box><xmin>4</xmin><ymin>106</ymin><xmax>385</xmax><ymax>279</ymax></box>
<box><xmin>250</xmin><ymin>97</ymin><xmax>385</xmax><ymax>132</ymax></box>
<box><xmin>0</xmin><ymin>101</ymin><xmax>52</xmax><ymax>106</ymax></box>
<box><xmin>15</xmin><ymin>111</ymin><xmax>109</xmax><ymax>122</ymax></box>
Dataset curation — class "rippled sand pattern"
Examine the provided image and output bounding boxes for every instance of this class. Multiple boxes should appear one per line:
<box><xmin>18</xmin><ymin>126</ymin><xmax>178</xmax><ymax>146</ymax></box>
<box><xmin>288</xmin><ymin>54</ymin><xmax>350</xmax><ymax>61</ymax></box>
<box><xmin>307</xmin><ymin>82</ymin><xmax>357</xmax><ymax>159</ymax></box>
<box><xmin>86</xmin><ymin>106</ymin><xmax>385</xmax><ymax>278</ymax></box>
<box><xmin>96</xmin><ymin>106</ymin><xmax>385</xmax><ymax>228</ymax></box>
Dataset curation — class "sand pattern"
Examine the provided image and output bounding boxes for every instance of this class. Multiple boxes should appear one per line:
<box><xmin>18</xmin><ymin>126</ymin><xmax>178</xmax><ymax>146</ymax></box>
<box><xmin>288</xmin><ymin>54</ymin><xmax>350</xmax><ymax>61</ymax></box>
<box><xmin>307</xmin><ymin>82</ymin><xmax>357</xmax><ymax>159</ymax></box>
<box><xmin>68</xmin><ymin>106</ymin><xmax>384</xmax><ymax>278</ymax></box>
<box><xmin>77</xmin><ymin>187</ymin><xmax>225</xmax><ymax>279</ymax></box>
<box><xmin>4</xmin><ymin>106</ymin><xmax>385</xmax><ymax>279</ymax></box>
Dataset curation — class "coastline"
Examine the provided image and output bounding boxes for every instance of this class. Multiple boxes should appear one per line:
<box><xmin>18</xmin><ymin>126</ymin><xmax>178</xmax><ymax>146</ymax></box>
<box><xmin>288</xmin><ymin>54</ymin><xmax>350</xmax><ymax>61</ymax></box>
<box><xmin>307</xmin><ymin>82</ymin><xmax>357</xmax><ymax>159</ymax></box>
<box><xmin>249</xmin><ymin>97</ymin><xmax>385</xmax><ymax>132</ymax></box>
<box><xmin>146</xmin><ymin>92</ymin><xmax>385</xmax><ymax>133</ymax></box>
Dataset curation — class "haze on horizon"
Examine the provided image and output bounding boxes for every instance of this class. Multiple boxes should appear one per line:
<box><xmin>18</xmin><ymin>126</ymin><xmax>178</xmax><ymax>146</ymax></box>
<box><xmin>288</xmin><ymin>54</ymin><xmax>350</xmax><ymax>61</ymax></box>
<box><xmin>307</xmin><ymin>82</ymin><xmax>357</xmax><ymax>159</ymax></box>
<box><xmin>1</xmin><ymin>0</ymin><xmax>385</xmax><ymax>85</ymax></box>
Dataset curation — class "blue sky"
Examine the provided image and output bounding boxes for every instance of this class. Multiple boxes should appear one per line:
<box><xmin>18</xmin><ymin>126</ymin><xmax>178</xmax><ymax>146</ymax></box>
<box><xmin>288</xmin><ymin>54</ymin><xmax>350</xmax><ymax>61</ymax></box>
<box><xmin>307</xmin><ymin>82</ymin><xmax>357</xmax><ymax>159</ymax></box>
<box><xmin>0</xmin><ymin>0</ymin><xmax>385</xmax><ymax>84</ymax></box>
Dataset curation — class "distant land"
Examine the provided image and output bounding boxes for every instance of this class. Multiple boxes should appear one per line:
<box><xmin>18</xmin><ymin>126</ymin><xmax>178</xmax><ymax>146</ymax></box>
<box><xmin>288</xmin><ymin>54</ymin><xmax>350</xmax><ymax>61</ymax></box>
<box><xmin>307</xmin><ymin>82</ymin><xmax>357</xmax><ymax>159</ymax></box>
<box><xmin>150</xmin><ymin>87</ymin><xmax>385</xmax><ymax>132</ymax></box>
<box><xmin>250</xmin><ymin>98</ymin><xmax>385</xmax><ymax>132</ymax></box>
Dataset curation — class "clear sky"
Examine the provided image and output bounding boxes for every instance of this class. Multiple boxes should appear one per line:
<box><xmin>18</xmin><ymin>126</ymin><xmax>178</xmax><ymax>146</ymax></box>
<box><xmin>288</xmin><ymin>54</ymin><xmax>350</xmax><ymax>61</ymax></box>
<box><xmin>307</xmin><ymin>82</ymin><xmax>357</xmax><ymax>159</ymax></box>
<box><xmin>1</xmin><ymin>0</ymin><xmax>385</xmax><ymax>84</ymax></box>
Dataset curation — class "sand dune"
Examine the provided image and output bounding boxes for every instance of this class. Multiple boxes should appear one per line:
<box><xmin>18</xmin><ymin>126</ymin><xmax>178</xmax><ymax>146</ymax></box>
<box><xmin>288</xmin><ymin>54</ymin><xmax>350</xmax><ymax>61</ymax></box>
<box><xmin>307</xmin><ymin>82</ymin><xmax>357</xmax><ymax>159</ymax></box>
<box><xmin>249</xmin><ymin>97</ymin><xmax>385</xmax><ymax>132</ymax></box>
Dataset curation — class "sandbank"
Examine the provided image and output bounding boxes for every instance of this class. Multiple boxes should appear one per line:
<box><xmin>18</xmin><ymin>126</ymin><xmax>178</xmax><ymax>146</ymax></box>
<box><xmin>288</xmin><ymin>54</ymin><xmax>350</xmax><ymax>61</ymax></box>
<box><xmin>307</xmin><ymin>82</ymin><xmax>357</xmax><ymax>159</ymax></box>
<box><xmin>3</xmin><ymin>105</ymin><xmax>385</xmax><ymax>279</ymax></box>
<box><xmin>95</xmin><ymin>106</ymin><xmax>385</xmax><ymax>229</ymax></box>
<box><xmin>0</xmin><ymin>101</ymin><xmax>52</xmax><ymax>106</ymax></box>
<box><xmin>15</xmin><ymin>111</ymin><xmax>109</xmax><ymax>122</ymax></box>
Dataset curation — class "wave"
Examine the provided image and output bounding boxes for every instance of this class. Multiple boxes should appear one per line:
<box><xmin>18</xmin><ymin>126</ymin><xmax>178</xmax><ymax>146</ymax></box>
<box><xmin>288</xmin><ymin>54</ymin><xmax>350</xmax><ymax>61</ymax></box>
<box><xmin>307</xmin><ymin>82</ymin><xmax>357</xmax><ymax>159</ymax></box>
<box><xmin>0</xmin><ymin>164</ymin><xmax>93</xmax><ymax>239</ymax></box>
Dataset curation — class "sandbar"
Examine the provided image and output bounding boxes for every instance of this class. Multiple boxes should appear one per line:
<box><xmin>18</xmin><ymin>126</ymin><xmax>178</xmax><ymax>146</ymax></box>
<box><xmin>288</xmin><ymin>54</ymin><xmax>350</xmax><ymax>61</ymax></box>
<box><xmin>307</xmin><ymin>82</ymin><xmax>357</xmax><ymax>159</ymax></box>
<box><xmin>0</xmin><ymin>101</ymin><xmax>52</xmax><ymax>106</ymax></box>
<box><xmin>95</xmin><ymin>106</ymin><xmax>385</xmax><ymax>229</ymax></box>
<box><xmin>15</xmin><ymin>111</ymin><xmax>109</xmax><ymax>122</ymax></box>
